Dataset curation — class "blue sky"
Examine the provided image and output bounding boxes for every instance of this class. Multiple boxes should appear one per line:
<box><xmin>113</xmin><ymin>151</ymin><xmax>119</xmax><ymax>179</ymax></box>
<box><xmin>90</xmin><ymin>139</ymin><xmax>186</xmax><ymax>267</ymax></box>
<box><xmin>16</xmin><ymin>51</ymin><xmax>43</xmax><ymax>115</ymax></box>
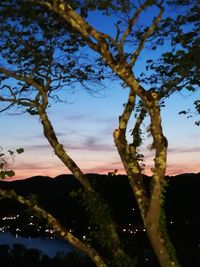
<box><xmin>0</xmin><ymin>2</ymin><xmax>199</xmax><ymax>180</ymax></box>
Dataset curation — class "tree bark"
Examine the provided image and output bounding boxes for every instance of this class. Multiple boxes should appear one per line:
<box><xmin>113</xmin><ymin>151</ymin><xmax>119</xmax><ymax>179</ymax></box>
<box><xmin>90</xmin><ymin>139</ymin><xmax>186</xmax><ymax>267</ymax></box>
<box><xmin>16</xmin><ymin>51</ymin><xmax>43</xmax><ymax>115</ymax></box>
<box><xmin>36</xmin><ymin>105</ymin><xmax>135</xmax><ymax>267</ymax></box>
<box><xmin>145</xmin><ymin>216</ymin><xmax>179</xmax><ymax>267</ymax></box>
<box><xmin>113</xmin><ymin>87</ymin><xmax>180</xmax><ymax>267</ymax></box>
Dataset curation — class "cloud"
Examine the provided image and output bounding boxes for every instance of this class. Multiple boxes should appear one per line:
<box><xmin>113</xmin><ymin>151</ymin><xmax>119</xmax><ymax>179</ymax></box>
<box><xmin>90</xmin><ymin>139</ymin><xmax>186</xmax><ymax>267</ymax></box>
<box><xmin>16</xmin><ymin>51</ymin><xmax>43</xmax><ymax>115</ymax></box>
<box><xmin>84</xmin><ymin>137</ymin><xmax>97</xmax><ymax>146</ymax></box>
<box><xmin>16</xmin><ymin>135</ymin><xmax>115</xmax><ymax>154</ymax></box>
<box><xmin>24</xmin><ymin>144</ymin><xmax>51</xmax><ymax>150</ymax></box>
<box><xmin>33</xmin><ymin>132</ymin><xmax>66</xmax><ymax>139</ymax></box>
<box><xmin>67</xmin><ymin>141</ymin><xmax>115</xmax><ymax>152</ymax></box>
<box><xmin>64</xmin><ymin>114</ymin><xmax>87</xmax><ymax>121</ymax></box>
<box><xmin>14</xmin><ymin>162</ymin><xmax>53</xmax><ymax>171</ymax></box>
<box><xmin>168</xmin><ymin>146</ymin><xmax>200</xmax><ymax>154</ymax></box>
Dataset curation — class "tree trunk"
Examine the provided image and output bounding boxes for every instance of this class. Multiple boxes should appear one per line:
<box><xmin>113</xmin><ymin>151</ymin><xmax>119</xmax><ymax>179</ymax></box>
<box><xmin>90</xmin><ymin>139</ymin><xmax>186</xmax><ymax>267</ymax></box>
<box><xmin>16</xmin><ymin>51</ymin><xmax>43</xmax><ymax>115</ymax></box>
<box><xmin>37</xmin><ymin>106</ymin><xmax>135</xmax><ymax>267</ymax></box>
<box><xmin>113</xmin><ymin>125</ymin><xmax>180</xmax><ymax>267</ymax></box>
<box><xmin>145</xmin><ymin>219</ymin><xmax>180</xmax><ymax>267</ymax></box>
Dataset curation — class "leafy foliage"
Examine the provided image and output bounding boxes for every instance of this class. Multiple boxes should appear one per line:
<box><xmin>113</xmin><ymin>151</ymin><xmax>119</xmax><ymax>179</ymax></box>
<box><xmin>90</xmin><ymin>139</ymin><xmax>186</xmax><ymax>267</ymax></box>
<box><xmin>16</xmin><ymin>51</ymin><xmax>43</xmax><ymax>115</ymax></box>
<box><xmin>179</xmin><ymin>99</ymin><xmax>200</xmax><ymax>126</ymax></box>
<box><xmin>0</xmin><ymin>0</ymin><xmax>106</xmax><ymax>114</ymax></box>
<box><xmin>0</xmin><ymin>147</ymin><xmax>24</xmax><ymax>179</ymax></box>
<box><xmin>0</xmin><ymin>244</ymin><xmax>95</xmax><ymax>267</ymax></box>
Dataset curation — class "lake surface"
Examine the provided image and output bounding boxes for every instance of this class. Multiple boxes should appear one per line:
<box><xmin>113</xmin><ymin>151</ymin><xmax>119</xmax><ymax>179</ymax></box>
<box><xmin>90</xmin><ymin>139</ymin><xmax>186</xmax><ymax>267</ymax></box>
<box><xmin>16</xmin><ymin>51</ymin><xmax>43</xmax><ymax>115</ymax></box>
<box><xmin>0</xmin><ymin>232</ymin><xmax>73</xmax><ymax>257</ymax></box>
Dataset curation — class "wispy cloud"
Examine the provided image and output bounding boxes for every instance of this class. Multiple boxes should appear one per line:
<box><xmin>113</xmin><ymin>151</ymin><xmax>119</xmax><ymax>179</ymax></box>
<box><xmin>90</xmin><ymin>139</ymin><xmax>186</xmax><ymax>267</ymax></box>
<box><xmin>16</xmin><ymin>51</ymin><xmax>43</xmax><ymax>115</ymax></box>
<box><xmin>67</xmin><ymin>136</ymin><xmax>115</xmax><ymax>152</ymax></box>
<box><xmin>64</xmin><ymin>114</ymin><xmax>87</xmax><ymax>121</ymax></box>
<box><xmin>33</xmin><ymin>132</ymin><xmax>66</xmax><ymax>139</ymax></box>
<box><xmin>168</xmin><ymin>146</ymin><xmax>200</xmax><ymax>154</ymax></box>
<box><xmin>24</xmin><ymin>144</ymin><xmax>51</xmax><ymax>151</ymax></box>
<box><xmin>14</xmin><ymin>162</ymin><xmax>54</xmax><ymax>171</ymax></box>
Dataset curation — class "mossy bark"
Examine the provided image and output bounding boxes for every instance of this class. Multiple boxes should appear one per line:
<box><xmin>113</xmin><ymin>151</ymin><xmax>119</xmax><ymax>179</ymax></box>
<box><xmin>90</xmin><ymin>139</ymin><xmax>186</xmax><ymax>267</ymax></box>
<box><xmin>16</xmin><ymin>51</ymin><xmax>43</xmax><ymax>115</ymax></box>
<box><xmin>37</xmin><ymin>105</ymin><xmax>135</xmax><ymax>267</ymax></box>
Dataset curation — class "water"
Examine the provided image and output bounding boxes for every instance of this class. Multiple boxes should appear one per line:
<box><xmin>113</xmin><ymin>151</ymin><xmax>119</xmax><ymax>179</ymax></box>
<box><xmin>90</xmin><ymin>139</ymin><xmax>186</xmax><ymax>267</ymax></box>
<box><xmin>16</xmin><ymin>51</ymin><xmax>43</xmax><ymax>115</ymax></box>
<box><xmin>0</xmin><ymin>232</ymin><xmax>73</xmax><ymax>258</ymax></box>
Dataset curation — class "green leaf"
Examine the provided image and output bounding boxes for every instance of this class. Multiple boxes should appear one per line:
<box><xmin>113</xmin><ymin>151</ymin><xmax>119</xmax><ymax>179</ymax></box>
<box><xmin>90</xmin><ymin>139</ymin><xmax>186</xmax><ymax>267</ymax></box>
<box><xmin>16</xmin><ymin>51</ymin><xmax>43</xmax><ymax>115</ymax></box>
<box><xmin>8</xmin><ymin>150</ymin><xmax>14</xmax><ymax>155</ymax></box>
<box><xmin>16</xmin><ymin>148</ymin><xmax>24</xmax><ymax>154</ymax></box>
<box><xmin>5</xmin><ymin>170</ymin><xmax>15</xmax><ymax>177</ymax></box>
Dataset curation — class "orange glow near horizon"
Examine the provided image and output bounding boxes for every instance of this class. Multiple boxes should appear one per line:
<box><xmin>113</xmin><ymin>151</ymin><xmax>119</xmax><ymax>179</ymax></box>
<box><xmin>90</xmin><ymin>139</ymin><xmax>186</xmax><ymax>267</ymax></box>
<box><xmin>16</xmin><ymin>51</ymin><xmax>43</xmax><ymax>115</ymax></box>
<box><xmin>6</xmin><ymin>161</ymin><xmax>200</xmax><ymax>181</ymax></box>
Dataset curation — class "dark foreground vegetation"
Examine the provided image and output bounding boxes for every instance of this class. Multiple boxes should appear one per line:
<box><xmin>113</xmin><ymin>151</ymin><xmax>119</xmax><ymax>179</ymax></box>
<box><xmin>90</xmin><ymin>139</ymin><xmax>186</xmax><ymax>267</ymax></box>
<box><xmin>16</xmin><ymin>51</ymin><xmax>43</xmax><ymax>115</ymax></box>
<box><xmin>0</xmin><ymin>173</ymin><xmax>200</xmax><ymax>266</ymax></box>
<box><xmin>0</xmin><ymin>244</ymin><xmax>95</xmax><ymax>267</ymax></box>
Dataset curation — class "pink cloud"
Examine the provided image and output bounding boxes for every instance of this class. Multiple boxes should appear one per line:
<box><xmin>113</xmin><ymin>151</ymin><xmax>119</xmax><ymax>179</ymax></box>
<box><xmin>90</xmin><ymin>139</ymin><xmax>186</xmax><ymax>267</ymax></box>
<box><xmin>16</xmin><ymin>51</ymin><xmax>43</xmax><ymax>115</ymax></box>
<box><xmin>168</xmin><ymin>146</ymin><xmax>200</xmax><ymax>154</ymax></box>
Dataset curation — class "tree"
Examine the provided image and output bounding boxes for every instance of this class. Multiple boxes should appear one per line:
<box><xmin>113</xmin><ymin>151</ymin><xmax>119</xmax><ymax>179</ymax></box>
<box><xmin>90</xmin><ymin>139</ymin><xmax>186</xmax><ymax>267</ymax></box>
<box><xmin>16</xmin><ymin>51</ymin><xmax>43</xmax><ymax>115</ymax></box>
<box><xmin>0</xmin><ymin>0</ymin><xmax>199</xmax><ymax>267</ymax></box>
<box><xmin>0</xmin><ymin>1</ymin><xmax>135</xmax><ymax>267</ymax></box>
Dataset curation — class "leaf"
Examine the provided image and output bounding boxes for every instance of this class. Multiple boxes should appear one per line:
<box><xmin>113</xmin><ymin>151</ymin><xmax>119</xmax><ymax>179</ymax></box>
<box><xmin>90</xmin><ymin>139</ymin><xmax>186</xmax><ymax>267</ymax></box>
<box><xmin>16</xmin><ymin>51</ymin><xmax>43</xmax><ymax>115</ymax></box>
<box><xmin>8</xmin><ymin>150</ymin><xmax>14</xmax><ymax>155</ymax></box>
<box><xmin>0</xmin><ymin>163</ymin><xmax>4</xmax><ymax>169</ymax></box>
<box><xmin>5</xmin><ymin>170</ymin><xmax>15</xmax><ymax>177</ymax></box>
<box><xmin>16</xmin><ymin>148</ymin><xmax>24</xmax><ymax>154</ymax></box>
<box><xmin>178</xmin><ymin>110</ymin><xmax>187</xmax><ymax>115</ymax></box>
<box><xmin>0</xmin><ymin>171</ymin><xmax>5</xmax><ymax>179</ymax></box>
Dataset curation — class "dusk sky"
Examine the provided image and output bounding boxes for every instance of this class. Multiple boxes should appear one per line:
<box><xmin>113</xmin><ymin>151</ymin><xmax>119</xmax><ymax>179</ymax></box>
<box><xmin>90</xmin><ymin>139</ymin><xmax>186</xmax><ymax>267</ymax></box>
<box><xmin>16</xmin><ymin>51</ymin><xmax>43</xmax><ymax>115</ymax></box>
<box><xmin>1</xmin><ymin>82</ymin><xmax>199</xmax><ymax>180</ymax></box>
<box><xmin>0</xmin><ymin>5</ymin><xmax>199</xmax><ymax>180</ymax></box>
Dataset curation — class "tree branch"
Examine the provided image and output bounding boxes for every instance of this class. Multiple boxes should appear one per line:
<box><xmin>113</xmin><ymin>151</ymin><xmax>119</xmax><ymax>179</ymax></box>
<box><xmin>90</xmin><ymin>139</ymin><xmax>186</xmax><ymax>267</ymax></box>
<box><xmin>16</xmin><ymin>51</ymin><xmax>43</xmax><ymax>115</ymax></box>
<box><xmin>129</xmin><ymin>3</ymin><xmax>164</xmax><ymax>67</ymax></box>
<box><xmin>0</xmin><ymin>95</ymin><xmax>34</xmax><ymax>108</ymax></box>
<box><xmin>0</xmin><ymin>66</ymin><xmax>43</xmax><ymax>92</ymax></box>
<box><xmin>0</xmin><ymin>188</ymin><xmax>107</xmax><ymax>267</ymax></box>
<box><xmin>119</xmin><ymin>0</ymin><xmax>153</xmax><ymax>53</ymax></box>
<box><xmin>113</xmin><ymin>91</ymin><xmax>149</xmax><ymax>219</ymax></box>
<box><xmin>147</xmin><ymin>104</ymin><xmax>168</xmax><ymax>215</ymax></box>
<box><xmin>34</xmin><ymin>1</ymin><xmax>119</xmax><ymax>69</ymax></box>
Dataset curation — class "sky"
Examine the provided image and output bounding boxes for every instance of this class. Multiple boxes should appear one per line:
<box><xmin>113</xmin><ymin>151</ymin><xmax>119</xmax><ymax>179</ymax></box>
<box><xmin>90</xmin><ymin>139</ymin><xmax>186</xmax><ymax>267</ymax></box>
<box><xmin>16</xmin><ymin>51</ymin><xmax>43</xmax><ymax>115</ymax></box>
<box><xmin>1</xmin><ymin>83</ymin><xmax>199</xmax><ymax>180</ymax></box>
<box><xmin>0</xmin><ymin>3</ymin><xmax>199</xmax><ymax>180</ymax></box>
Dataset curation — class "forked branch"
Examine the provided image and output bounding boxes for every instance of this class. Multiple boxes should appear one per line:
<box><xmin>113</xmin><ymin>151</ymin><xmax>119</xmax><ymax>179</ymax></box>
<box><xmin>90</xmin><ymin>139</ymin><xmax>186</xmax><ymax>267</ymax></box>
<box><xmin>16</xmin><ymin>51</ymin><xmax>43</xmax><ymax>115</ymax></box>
<box><xmin>129</xmin><ymin>3</ymin><xmax>164</xmax><ymax>66</ymax></box>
